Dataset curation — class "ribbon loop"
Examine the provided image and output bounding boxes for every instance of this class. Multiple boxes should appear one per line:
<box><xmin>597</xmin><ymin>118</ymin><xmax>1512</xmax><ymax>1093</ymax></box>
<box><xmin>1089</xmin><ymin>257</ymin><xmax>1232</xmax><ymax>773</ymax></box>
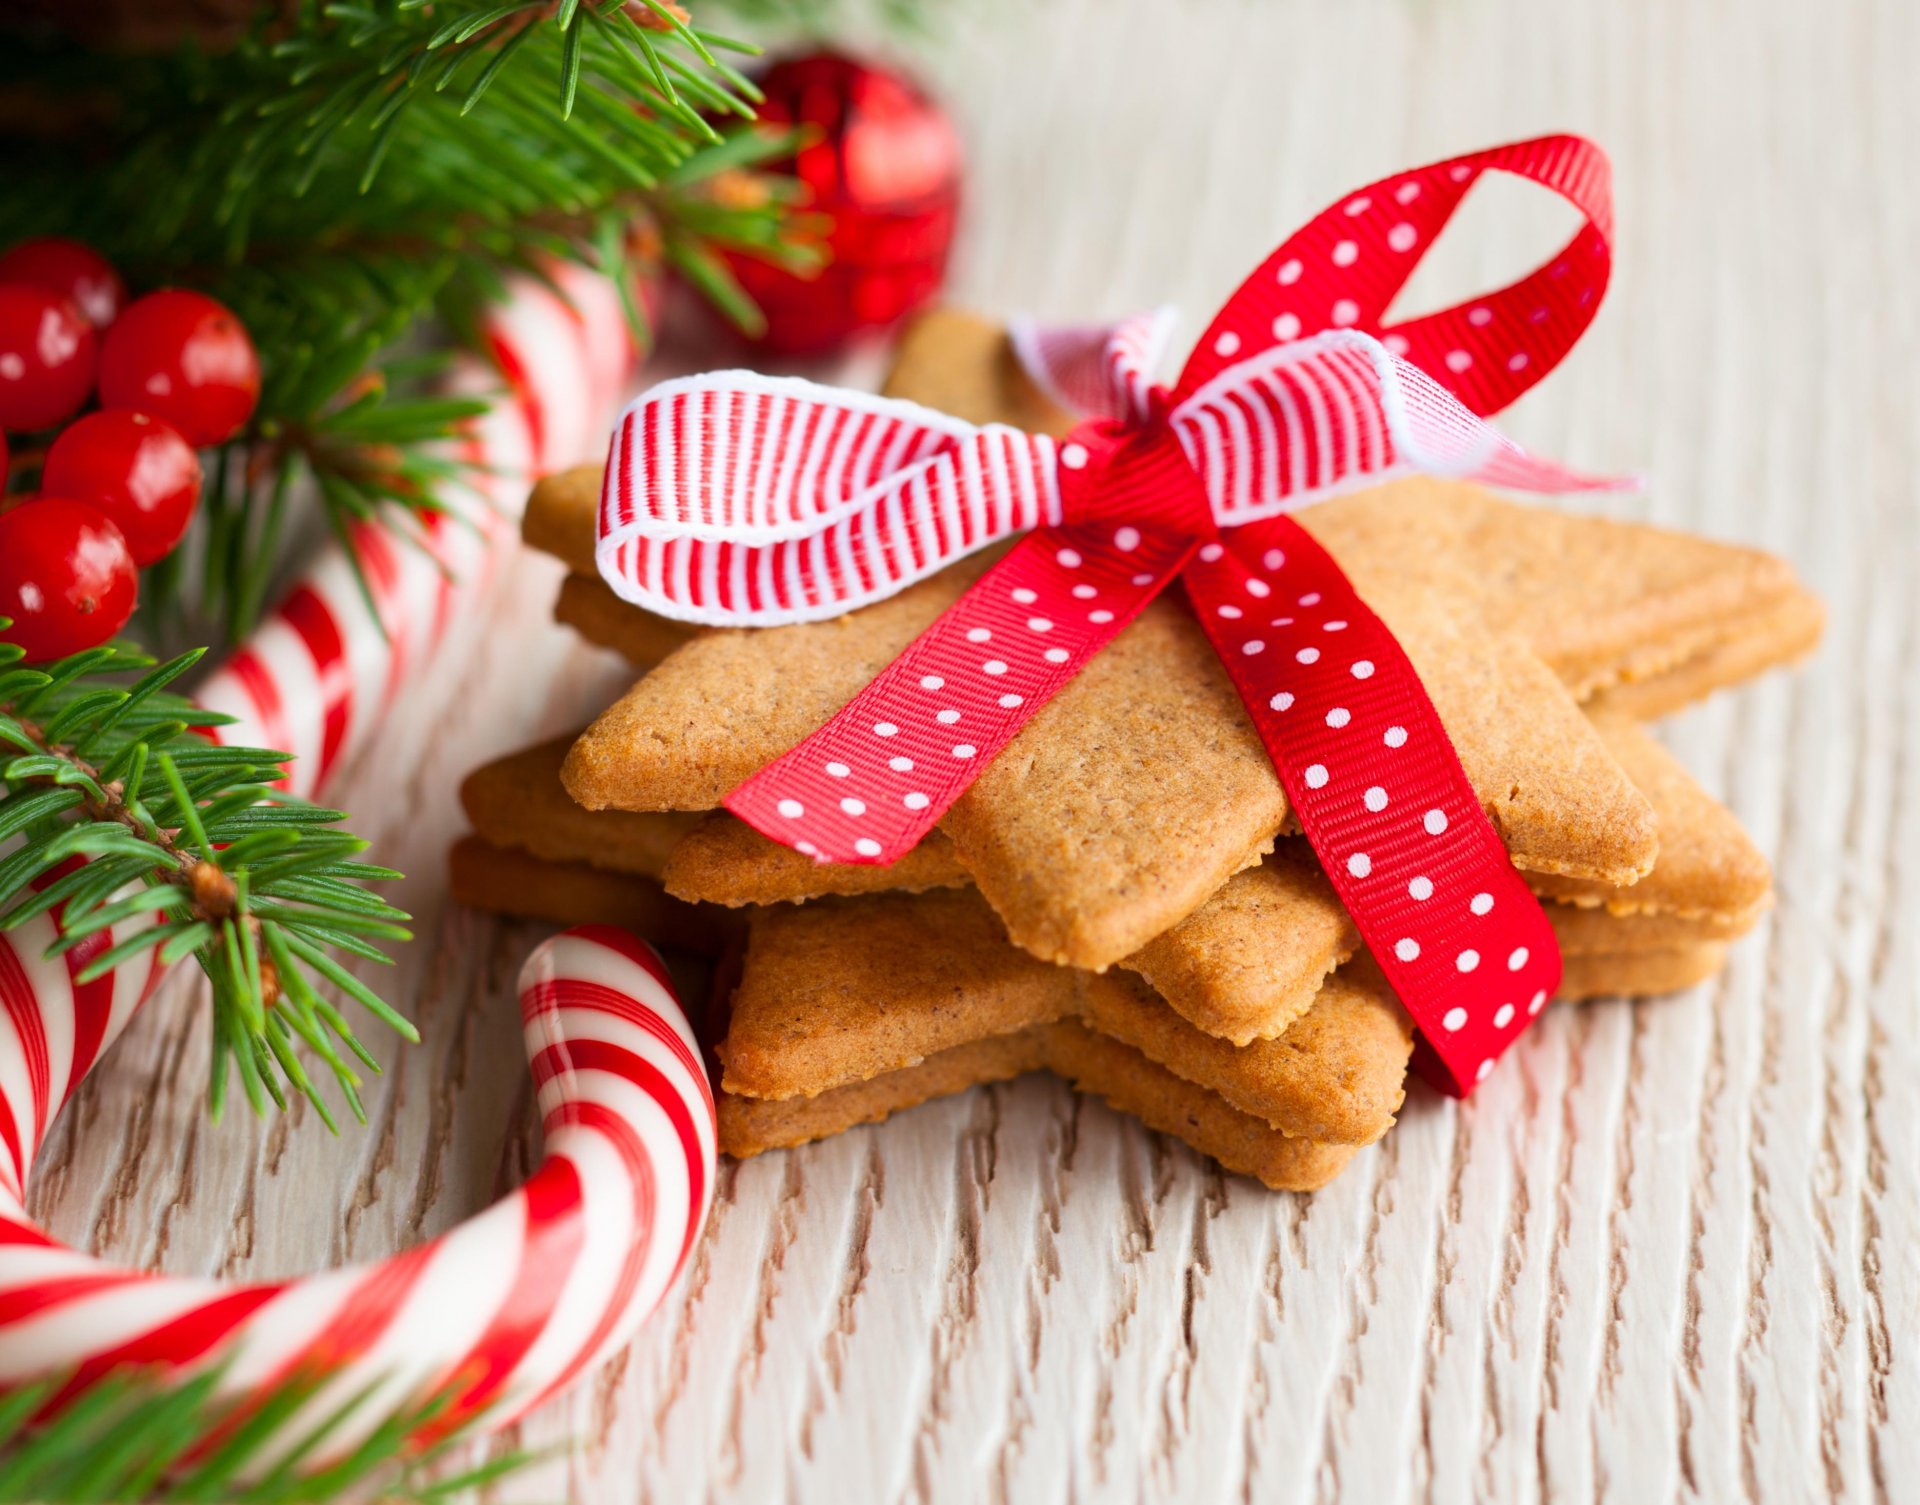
<box><xmin>1010</xmin><ymin>308</ymin><xmax>1178</xmax><ymax>425</ymax></box>
<box><xmin>596</xmin><ymin>372</ymin><xmax>1063</xmax><ymax>627</ymax></box>
<box><xmin>1170</xmin><ymin>330</ymin><xmax>1629</xmax><ymax>529</ymax></box>
<box><xmin>1176</xmin><ymin>134</ymin><xmax>1612</xmax><ymax>416</ymax></box>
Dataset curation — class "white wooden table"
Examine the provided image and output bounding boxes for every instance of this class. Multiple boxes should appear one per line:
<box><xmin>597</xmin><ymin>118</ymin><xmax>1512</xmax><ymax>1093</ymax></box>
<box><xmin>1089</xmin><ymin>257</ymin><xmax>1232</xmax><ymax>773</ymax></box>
<box><xmin>32</xmin><ymin>1</ymin><xmax>1920</xmax><ymax>1499</ymax></box>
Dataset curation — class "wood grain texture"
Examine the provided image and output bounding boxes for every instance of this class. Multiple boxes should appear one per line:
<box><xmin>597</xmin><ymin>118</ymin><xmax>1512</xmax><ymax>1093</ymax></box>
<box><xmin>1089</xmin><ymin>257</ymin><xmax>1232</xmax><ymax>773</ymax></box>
<box><xmin>29</xmin><ymin>0</ymin><xmax>1920</xmax><ymax>1499</ymax></box>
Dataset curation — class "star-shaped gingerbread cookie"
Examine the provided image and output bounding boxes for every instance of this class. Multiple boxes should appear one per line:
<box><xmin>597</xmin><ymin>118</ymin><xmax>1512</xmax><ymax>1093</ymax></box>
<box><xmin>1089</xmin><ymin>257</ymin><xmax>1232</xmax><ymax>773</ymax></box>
<box><xmin>554</xmin><ymin>310</ymin><xmax>1819</xmax><ymax>976</ymax></box>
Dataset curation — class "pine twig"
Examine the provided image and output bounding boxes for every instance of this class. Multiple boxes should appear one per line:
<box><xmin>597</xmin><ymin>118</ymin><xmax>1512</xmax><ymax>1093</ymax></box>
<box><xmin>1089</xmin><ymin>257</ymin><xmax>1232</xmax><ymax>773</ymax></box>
<box><xmin>0</xmin><ymin>632</ymin><xmax>415</xmax><ymax>1126</ymax></box>
<box><xmin>0</xmin><ymin>4</ymin><xmax>819</xmax><ymax>644</ymax></box>
<box><xmin>0</xmin><ymin>1361</ymin><xmax>534</xmax><ymax>1504</ymax></box>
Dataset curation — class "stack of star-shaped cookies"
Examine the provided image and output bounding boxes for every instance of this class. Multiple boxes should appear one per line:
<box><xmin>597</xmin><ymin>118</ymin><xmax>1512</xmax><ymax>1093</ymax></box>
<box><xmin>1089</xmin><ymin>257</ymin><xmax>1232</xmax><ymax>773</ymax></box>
<box><xmin>451</xmin><ymin>310</ymin><xmax>1822</xmax><ymax>1192</ymax></box>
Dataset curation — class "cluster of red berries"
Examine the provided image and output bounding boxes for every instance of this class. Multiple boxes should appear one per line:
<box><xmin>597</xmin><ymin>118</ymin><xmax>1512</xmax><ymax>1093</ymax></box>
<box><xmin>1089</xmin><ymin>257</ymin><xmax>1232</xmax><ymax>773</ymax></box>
<box><xmin>0</xmin><ymin>238</ymin><xmax>260</xmax><ymax>661</ymax></box>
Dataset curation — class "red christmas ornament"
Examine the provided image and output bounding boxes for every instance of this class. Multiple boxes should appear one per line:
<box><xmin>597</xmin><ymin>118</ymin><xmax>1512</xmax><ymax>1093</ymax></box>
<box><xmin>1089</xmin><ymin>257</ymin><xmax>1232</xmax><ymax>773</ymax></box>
<box><xmin>733</xmin><ymin>52</ymin><xmax>961</xmax><ymax>356</ymax></box>
<box><xmin>0</xmin><ymin>285</ymin><xmax>97</xmax><ymax>432</ymax></box>
<box><xmin>99</xmin><ymin>289</ymin><xmax>261</xmax><ymax>446</ymax></box>
<box><xmin>0</xmin><ymin>498</ymin><xmax>138</xmax><ymax>661</ymax></box>
<box><xmin>0</xmin><ymin>237</ymin><xmax>126</xmax><ymax>329</ymax></box>
<box><xmin>43</xmin><ymin>409</ymin><xmax>203</xmax><ymax>566</ymax></box>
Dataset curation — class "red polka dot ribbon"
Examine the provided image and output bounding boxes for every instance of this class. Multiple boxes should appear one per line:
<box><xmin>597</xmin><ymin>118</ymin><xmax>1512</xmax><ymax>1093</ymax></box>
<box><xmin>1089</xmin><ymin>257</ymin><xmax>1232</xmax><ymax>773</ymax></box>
<box><xmin>597</xmin><ymin>135</ymin><xmax>1627</xmax><ymax>1095</ymax></box>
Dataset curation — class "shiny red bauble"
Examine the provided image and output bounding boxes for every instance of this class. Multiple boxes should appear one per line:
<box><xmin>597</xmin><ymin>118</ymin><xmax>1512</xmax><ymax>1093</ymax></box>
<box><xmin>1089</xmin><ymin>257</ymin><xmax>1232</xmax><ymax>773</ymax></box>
<box><xmin>0</xmin><ymin>237</ymin><xmax>126</xmax><ymax>329</ymax></box>
<box><xmin>99</xmin><ymin>289</ymin><xmax>261</xmax><ymax>446</ymax></box>
<box><xmin>732</xmin><ymin>52</ymin><xmax>961</xmax><ymax>356</ymax></box>
<box><xmin>0</xmin><ymin>499</ymin><xmax>138</xmax><ymax>661</ymax></box>
<box><xmin>43</xmin><ymin>409</ymin><xmax>203</xmax><ymax>567</ymax></box>
<box><xmin>0</xmin><ymin>285</ymin><xmax>97</xmax><ymax>432</ymax></box>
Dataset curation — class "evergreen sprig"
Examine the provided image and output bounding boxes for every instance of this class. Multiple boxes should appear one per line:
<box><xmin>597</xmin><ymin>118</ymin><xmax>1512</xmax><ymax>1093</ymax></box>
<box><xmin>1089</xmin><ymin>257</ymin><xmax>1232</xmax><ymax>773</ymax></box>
<box><xmin>0</xmin><ymin>1363</ymin><xmax>528</xmax><ymax>1504</ymax></box>
<box><xmin>0</xmin><ymin>2</ymin><xmax>819</xmax><ymax>642</ymax></box>
<box><xmin>0</xmin><ymin>630</ymin><xmax>414</xmax><ymax>1126</ymax></box>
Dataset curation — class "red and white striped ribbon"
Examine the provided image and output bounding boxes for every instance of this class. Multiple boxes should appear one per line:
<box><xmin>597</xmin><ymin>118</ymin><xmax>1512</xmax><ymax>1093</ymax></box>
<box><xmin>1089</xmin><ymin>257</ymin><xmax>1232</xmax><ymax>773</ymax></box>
<box><xmin>1008</xmin><ymin>308</ymin><xmax>1177</xmax><ymax>427</ymax></box>
<box><xmin>598</xmin><ymin>136</ymin><xmax>1632</xmax><ymax>1095</ymax></box>
<box><xmin>0</xmin><ymin>925</ymin><xmax>714</xmax><ymax>1459</ymax></box>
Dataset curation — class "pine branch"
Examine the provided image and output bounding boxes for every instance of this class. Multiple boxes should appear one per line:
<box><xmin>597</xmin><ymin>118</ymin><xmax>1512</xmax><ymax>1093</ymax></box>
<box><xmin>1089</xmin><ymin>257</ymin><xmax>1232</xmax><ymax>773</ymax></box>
<box><xmin>0</xmin><ymin>4</ymin><xmax>822</xmax><ymax>642</ymax></box>
<box><xmin>0</xmin><ymin>630</ymin><xmax>414</xmax><ymax>1127</ymax></box>
<box><xmin>0</xmin><ymin>1362</ymin><xmax>532</xmax><ymax>1504</ymax></box>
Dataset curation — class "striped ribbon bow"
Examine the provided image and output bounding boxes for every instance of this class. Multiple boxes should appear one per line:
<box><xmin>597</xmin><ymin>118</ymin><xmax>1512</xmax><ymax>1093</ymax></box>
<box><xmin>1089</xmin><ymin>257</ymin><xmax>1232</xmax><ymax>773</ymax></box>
<box><xmin>598</xmin><ymin>135</ymin><xmax>1627</xmax><ymax>1095</ymax></box>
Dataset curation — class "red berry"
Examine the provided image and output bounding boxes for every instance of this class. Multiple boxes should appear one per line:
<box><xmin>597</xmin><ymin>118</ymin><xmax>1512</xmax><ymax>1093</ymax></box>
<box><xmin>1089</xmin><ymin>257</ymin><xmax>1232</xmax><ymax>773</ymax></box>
<box><xmin>98</xmin><ymin>290</ymin><xmax>260</xmax><ymax>447</ymax></box>
<box><xmin>0</xmin><ymin>237</ymin><xmax>125</xmax><ymax>329</ymax></box>
<box><xmin>0</xmin><ymin>499</ymin><xmax>138</xmax><ymax>662</ymax></box>
<box><xmin>43</xmin><ymin>409</ymin><xmax>202</xmax><ymax>566</ymax></box>
<box><xmin>0</xmin><ymin>286</ymin><xmax>97</xmax><ymax>432</ymax></box>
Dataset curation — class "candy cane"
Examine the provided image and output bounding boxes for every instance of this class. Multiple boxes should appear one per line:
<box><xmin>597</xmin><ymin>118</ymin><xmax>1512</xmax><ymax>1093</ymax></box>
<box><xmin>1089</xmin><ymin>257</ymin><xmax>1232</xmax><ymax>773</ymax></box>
<box><xmin>0</xmin><ymin>268</ymin><xmax>715</xmax><ymax>1461</ymax></box>
<box><xmin>0</xmin><ymin>926</ymin><xmax>715</xmax><ymax>1461</ymax></box>
<box><xmin>199</xmin><ymin>268</ymin><xmax>631</xmax><ymax>793</ymax></box>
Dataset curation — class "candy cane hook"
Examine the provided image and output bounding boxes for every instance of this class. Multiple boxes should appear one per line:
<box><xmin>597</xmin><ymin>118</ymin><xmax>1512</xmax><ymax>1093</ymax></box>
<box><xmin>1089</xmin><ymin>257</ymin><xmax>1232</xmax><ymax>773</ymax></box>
<box><xmin>0</xmin><ymin>926</ymin><xmax>714</xmax><ymax>1464</ymax></box>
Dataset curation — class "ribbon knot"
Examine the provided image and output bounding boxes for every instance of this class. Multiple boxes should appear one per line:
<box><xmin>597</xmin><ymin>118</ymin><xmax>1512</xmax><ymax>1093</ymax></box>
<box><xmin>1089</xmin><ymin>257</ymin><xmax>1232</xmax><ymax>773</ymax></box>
<box><xmin>1057</xmin><ymin>407</ymin><xmax>1216</xmax><ymax>546</ymax></box>
<box><xmin>596</xmin><ymin>133</ymin><xmax>1628</xmax><ymax>1098</ymax></box>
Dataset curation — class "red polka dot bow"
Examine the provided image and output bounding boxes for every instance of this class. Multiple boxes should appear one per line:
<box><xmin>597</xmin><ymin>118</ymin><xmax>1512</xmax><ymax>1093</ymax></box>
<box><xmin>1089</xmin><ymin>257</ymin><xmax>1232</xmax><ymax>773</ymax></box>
<box><xmin>598</xmin><ymin>135</ymin><xmax>1627</xmax><ymax>1096</ymax></box>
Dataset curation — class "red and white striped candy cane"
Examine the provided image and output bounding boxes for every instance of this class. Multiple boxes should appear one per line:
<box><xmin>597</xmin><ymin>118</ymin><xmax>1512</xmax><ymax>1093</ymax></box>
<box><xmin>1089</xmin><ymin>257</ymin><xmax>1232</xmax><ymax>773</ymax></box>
<box><xmin>201</xmin><ymin>268</ymin><xmax>632</xmax><ymax>795</ymax></box>
<box><xmin>0</xmin><ymin>267</ymin><xmax>717</xmax><ymax>1458</ymax></box>
<box><xmin>0</xmin><ymin>925</ymin><xmax>715</xmax><ymax>1457</ymax></box>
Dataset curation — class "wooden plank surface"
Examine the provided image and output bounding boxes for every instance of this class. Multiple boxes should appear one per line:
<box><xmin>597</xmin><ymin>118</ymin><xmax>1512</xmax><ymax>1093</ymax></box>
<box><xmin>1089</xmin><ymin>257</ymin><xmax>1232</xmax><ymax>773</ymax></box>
<box><xmin>29</xmin><ymin>0</ymin><xmax>1920</xmax><ymax>1499</ymax></box>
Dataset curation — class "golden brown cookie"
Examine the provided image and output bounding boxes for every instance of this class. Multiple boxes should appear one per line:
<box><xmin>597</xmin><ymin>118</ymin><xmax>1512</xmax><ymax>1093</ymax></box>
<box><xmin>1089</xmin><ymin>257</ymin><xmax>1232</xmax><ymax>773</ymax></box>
<box><xmin>659</xmin><ymin>814</ymin><xmax>1355</xmax><ymax>1044</ymax></box>
<box><xmin>661</xmin><ymin>817</ymin><xmax>1351</xmax><ymax>1045</ymax></box>
<box><xmin>454</xmin><ymin>828</ymin><xmax>1734</xmax><ymax>1023</ymax></box>
<box><xmin>936</xmin><ymin>592</ymin><xmax>1300</xmax><ymax>967</ymax></box>
<box><xmin>519</xmin><ymin>690</ymin><xmax>1762</xmax><ymax>1046</ymax></box>
<box><xmin>716</xmin><ymin>1021</ymin><xmax>1357</xmax><ymax>1194</ymax></box>
<box><xmin>522</xmin><ymin>464</ymin><xmax>602</xmax><ymax>576</ymax></box>
<box><xmin>448</xmin><ymin>835</ymin><xmax>741</xmax><ymax>954</ymax></box>
<box><xmin>521</xmin><ymin>465</ymin><xmax>698</xmax><ymax>665</ymax></box>
<box><xmin>653</xmin><ymin>713</ymin><xmax>1763</xmax><ymax>936</ymax></box>
<box><xmin>1584</xmin><ymin>590</ymin><xmax>1824</xmax><ymax>719</ymax></box>
<box><xmin>553</xmin><ymin>572</ymin><xmax>696</xmax><ymax>668</ymax></box>
<box><xmin>1549</xmin><ymin>902</ymin><xmax>1761</xmax><ymax>954</ymax></box>
<box><xmin>715</xmin><ymin>887</ymin><xmax>1413</xmax><ymax>1147</ymax></box>
<box><xmin>1557</xmin><ymin>944</ymin><xmax>1729</xmax><ymax>1000</ymax></box>
<box><xmin>1075</xmin><ymin>966</ymin><xmax>1409</xmax><ymax>1145</ymax></box>
<box><xmin>664</xmin><ymin>811</ymin><xmax>972</xmax><ymax>906</ymax></box>
<box><xmin>653</xmin><ymin>708</ymin><xmax>1765</xmax><ymax>1024</ymax></box>
<box><xmin>1532</xmin><ymin>717</ymin><xmax>1772</xmax><ymax>923</ymax></box>
<box><xmin>1298</xmin><ymin>482</ymin><xmax>1818</xmax><ymax>706</ymax></box>
<box><xmin>451</xmin><ymin>838</ymin><xmax>1725</xmax><ymax>1194</ymax></box>
<box><xmin>718</xmin><ymin>1028</ymin><xmax>1051</xmax><ymax>1156</ymax></box>
<box><xmin>1039</xmin><ymin>1022</ymin><xmax>1360</xmax><ymax>1192</ymax></box>
<box><xmin>717</xmin><ymin>887</ymin><xmax>1070</xmax><ymax>1101</ymax></box>
<box><xmin>1345</xmin><ymin>580</ymin><xmax>1657</xmax><ymax>886</ymax></box>
<box><xmin>1119</xmin><ymin>849</ymin><xmax>1358</xmax><ymax>1044</ymax></box>
<box><xmin>459</xmin><ymin>734</ymin><xmax>701</xmax><ymax>879</ymax></box>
